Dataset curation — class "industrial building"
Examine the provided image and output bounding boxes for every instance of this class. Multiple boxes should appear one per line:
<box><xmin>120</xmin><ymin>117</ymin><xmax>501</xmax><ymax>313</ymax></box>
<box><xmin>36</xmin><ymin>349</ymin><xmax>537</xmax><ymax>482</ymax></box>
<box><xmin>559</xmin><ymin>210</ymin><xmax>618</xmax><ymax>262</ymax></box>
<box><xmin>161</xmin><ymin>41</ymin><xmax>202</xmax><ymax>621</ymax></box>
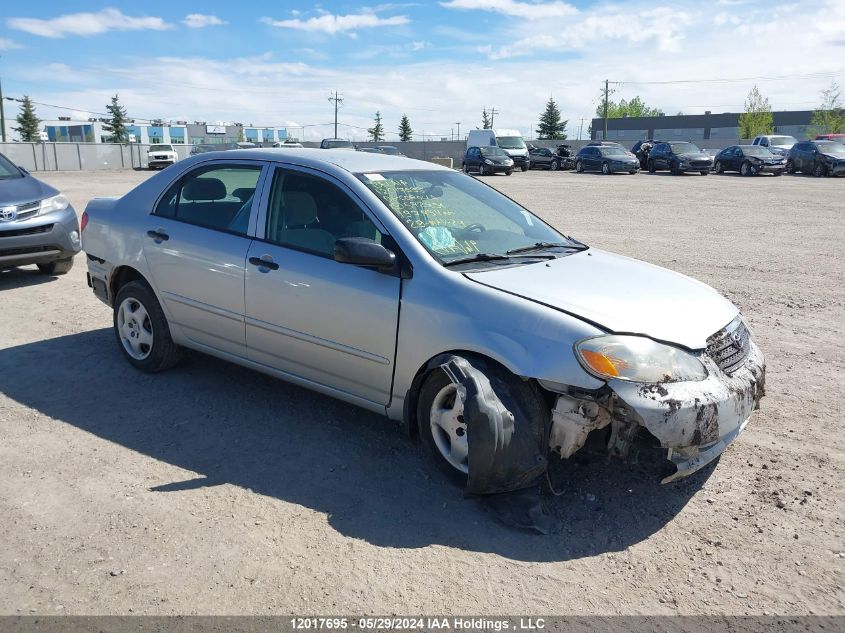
<box><xmin>30</xmin><ymin>119</ymin><xmax>288</xmax><ymax>146</ymax></box>
<box><xmin>590</xmin><ymin>110</ymin><xmax>815</xmax><ymax>143</ymax></box>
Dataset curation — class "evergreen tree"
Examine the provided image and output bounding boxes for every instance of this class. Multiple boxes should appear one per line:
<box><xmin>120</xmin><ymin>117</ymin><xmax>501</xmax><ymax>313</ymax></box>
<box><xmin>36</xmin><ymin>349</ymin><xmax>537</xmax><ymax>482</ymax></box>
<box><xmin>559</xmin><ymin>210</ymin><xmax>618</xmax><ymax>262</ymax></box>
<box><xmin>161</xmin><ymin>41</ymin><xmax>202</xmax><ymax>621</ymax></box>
<box><xmin>536</xmin><ymin>97</ymin><xmax>567</xmax><ymax>140</ymax></box>
<box><xmin>102</xmin><ymin>94</ymin><xmax>129</xmax><ymax>143</ymax></box>
<box><xmin>481</xmin><ymin>108</ymin><xmax>492</xmax><ymax>129</ymax></box>
<box><xmin>738</xmin><ymin>85</ymin><xmax>773</xmax><ymax>139</ymax></box>
<box><xmin>13</xmin><ymin>95</ymin><xmax>41</xmax><ymax>143</ymax></box>
<box><xmin>398</xmin><ymin>114</ymin><xmax>413</xmax><ymax>142</ymax></box>
<box><xmin>810</xmin><ymin>81</ymin><xmax>845</xmax><ymax>135</ymax></box>
<box><xmin>368</xmin><ymin>111</ymin><xmax>384</xmax><ymax>142</ymax></box>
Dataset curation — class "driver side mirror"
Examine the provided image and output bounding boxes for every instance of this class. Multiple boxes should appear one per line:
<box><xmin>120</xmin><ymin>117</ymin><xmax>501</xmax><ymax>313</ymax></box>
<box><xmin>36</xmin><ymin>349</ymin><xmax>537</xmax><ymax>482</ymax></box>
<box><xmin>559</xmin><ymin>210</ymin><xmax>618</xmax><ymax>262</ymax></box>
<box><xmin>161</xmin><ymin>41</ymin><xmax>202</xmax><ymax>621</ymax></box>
<box><xmin>18</xmin><ymin>166</ymin><xmax>29</xmax><ymax>176</ymax></box>
<box><xmin>334</xmin><ymin>237</ymin><xmax>396</xmax><ymax>269</ymax></box>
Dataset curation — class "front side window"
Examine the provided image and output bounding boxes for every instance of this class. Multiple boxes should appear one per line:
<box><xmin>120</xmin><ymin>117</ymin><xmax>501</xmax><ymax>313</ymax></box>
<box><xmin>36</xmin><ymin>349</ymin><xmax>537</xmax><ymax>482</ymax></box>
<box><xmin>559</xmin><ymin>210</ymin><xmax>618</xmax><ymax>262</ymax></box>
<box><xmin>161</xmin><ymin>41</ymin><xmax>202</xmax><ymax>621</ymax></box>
<box><xmin>358</xmin><ymin>170</ymin><xmax>580</xmax><ymax>264</ymax></box>
<box><xmin>0</xmin><ymin>154</ymin><xmax>23</xmax><ymax>179</ymax></box>
<box><xmin>265</xmin><ymin>168</ymin><xmax>381</xmax><ymax>257</ymax></box>
<box><xmin>154</xmin><ymin>164</ymin><xmax>262</xmax><ymax>235</ymax></box>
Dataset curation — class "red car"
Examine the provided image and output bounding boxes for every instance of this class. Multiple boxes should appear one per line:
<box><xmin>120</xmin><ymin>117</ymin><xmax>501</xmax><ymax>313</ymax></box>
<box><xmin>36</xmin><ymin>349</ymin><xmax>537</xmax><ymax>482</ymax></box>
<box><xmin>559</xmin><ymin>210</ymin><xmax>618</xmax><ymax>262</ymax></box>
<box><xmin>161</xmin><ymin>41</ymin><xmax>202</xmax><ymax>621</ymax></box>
<box><xmin>815</xmin><ymin>133</ymin><xmax>845</xmax><ymax>143</ymax></box>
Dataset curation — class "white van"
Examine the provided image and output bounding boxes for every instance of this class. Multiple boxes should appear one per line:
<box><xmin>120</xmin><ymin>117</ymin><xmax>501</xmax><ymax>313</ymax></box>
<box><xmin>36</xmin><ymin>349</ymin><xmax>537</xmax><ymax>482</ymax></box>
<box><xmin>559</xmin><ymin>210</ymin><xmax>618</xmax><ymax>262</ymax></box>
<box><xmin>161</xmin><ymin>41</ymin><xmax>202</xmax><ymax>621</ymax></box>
<box><xmin>466</xmin><ymin>129</ymin><xmax>530</xmax><ymax>171</ymax></box>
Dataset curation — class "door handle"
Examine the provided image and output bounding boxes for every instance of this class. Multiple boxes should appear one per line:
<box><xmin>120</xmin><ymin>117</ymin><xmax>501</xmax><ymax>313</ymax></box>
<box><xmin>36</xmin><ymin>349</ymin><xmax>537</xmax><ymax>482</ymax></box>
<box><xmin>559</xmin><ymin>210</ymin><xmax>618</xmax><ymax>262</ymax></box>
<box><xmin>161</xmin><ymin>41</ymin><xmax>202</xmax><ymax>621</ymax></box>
<box><xmin>249</xmin><ymin>256</ymin><xmax>279</xmax><ymax>271</ymax></box>
<box><xmin>146</xmin><ymin>229</ymin><xmax>169</xmax><ymax>241</ymax></box>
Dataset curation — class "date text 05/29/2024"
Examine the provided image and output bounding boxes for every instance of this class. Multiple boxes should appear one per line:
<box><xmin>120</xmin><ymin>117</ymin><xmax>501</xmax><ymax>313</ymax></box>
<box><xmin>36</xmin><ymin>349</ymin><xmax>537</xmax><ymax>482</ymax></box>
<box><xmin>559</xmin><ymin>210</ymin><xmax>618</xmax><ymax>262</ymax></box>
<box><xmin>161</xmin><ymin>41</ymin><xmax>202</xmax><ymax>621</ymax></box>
<box><xmin>289</xmin><ymin>618</ymin><xmax>546</xmax><ymax>631</ymax></box>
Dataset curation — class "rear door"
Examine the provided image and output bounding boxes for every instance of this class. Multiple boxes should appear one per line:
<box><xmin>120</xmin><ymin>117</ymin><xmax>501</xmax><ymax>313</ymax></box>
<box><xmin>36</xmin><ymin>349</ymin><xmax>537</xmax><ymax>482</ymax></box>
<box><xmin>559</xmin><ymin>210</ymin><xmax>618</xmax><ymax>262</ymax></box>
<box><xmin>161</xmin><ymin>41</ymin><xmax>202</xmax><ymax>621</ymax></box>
<box><xmin>143</xmin><ymin>160</ymin><xmax>268</xmax><ymax>358</ymax></box>
<box><xmin>244</xmin><ymin>165</ymin><xmax>401</xmax><ymax>405</ymax></box>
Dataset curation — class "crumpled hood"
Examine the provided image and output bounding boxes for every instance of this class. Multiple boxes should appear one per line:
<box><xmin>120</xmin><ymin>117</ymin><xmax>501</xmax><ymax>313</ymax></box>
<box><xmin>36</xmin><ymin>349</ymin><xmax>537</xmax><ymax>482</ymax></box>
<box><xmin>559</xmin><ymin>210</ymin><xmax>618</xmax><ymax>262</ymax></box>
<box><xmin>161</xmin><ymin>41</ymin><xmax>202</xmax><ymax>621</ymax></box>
<box><xmin>465</xmin><ymin>249</ymin><xmax>738</xmax><ymax>350</ymax></box>
<box><xmin>0</xmin><ymin>174</ymin><xmax>57</xmax><ymax>207</ymax></box>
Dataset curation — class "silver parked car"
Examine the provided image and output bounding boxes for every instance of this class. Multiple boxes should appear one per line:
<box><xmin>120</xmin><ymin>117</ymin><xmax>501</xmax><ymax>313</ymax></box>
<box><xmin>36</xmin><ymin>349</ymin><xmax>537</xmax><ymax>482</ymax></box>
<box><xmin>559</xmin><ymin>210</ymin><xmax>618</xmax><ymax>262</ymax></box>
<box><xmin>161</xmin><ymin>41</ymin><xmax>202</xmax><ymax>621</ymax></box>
<box><xmin>82</xmin><ymin>149</ymin><xmax>765</xmax><ymax>489</ymax></box>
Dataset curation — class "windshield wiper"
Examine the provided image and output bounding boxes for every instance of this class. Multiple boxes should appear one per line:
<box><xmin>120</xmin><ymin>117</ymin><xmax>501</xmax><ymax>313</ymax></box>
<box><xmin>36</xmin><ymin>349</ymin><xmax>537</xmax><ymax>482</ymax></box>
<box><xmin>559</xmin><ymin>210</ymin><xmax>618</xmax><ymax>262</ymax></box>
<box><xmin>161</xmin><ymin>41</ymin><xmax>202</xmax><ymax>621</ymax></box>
<box><xmin>443</xmin><ymin>253</ymin><xmax>512</xmax><ymax>267</ymax></box>
<box><xmin>506</xmin><ymin>241</ymin><xmax>588</xmax><ymax>255</ymax></box>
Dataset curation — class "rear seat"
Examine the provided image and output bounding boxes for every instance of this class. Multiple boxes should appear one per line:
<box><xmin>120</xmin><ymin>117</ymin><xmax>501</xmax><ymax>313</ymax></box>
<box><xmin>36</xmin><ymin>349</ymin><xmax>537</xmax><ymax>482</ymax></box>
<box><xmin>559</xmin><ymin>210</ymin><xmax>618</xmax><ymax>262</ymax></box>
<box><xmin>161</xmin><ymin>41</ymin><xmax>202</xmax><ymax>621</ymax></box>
<box><xmin>177</xmin><ymin>177</ymin><xmax>242</xmax><ymax>230</ymax></box>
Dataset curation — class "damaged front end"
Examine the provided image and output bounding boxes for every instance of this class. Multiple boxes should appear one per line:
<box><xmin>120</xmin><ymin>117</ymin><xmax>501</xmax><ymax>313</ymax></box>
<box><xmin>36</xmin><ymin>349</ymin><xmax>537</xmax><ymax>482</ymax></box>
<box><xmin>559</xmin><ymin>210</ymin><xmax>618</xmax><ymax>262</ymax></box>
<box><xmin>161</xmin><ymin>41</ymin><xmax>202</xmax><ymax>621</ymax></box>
<box><xmin>547</xmin><ymin>322</ymin><xmax>766</xmax><ymax>483</ymax></box>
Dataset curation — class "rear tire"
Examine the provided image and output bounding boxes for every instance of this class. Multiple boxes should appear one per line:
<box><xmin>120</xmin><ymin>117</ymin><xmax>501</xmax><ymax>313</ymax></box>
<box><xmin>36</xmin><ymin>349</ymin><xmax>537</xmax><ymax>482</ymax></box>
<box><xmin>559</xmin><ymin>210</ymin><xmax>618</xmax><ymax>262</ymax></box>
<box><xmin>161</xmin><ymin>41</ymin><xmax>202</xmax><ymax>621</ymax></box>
<box><xmin>714</xmin><ymin>160</ymin><xmax>724</xmax><ymax>174</ymax></box>
<box><xmin>575</xmin><ymin>160</ymin><xmax>583</xmax><ymax>173</ymax></box>
<box><xmin>813</xmin><ymin>162</ymin><xmax>827</xmax><ymax>177</ymax></box>
<box><xmin>37</xmin><ymin>256</ymin><xmax>74</xmax><ymax>275</ymax></box>
<box><xmin>601</xmin><ymin>162</ymin><xmax>610</xmax><ymax>175</ymax></box>
<box><xmin>113</xmin><ymin>281</ymin><xmax>182</xmax><ymax>373</ymax></box>
<box><xmin>550</xmin><ymin>160</ymin><xmax>560</xmax><ymax>171</ymax></box>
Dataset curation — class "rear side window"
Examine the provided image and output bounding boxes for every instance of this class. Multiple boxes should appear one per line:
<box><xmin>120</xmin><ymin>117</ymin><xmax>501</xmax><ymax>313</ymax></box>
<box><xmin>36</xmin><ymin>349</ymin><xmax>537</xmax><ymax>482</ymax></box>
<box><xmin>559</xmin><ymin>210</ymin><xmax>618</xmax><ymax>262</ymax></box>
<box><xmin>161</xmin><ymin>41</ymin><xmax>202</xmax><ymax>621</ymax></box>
<box><xmin>154</xmin><ymin>164</ymin><xmax>262</xmax><ymax>235</ymax></box>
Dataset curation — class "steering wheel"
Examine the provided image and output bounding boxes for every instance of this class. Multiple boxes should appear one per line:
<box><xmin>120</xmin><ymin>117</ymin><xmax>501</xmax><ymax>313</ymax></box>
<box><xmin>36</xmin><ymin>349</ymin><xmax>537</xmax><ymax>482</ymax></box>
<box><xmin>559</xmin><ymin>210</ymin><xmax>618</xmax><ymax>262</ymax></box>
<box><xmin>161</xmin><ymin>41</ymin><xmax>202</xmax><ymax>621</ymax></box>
<box><xmin>463</xmin><ymin>223</ymin><xmax>486</xmax><ymax>234</ymax></box>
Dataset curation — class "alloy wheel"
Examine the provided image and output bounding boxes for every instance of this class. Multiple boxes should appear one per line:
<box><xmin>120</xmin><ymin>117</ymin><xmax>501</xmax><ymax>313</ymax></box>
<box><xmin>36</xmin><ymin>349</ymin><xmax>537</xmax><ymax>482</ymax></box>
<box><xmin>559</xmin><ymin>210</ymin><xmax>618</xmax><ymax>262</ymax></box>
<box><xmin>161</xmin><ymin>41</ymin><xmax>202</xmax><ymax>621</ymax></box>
<box><xmin>429</xmin><ymin>384</ymin><xmax>469</xmax><ymax>474</ymax></box>
<box><xmin>117</xmin><ymin>297</ymin><xmax>154</xmax><ymax>360</ymax></box>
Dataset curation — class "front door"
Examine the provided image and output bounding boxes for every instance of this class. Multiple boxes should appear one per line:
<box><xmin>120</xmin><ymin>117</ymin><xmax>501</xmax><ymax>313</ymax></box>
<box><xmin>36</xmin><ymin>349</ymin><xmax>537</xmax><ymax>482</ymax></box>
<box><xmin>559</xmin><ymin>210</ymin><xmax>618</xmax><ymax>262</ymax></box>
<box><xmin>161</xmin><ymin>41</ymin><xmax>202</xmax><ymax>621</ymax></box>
<box><xmin>244</xmin><ymin>165</ymin><xmax>401</xmax><ymax>405</ymax></box>
<box><xmin>143</xmin><ymin>161</ymin><xmax>267</xmax><ymax>357</ymax></box>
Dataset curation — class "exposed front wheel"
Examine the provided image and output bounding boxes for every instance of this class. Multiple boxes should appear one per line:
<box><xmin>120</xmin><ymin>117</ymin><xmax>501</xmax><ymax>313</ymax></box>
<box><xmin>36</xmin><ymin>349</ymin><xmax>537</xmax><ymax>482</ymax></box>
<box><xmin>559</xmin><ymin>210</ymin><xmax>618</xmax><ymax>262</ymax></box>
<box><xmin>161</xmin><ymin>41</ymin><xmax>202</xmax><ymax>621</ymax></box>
<box><xmin>37</xmin><ymin>256</ymin><xmax>74</xmax><ymax>275</ymax></box>
<box><xmin>550</xmin><ymin>160</ymin><xmax>560</xmax><ymax>171</ymax></box>
<box><xmin>601</xmin><ymin>162</ymin><xmax>610</xmax><ymax>175</ymax></box>
<box><xmin>113</xmin><ymin>281</ymin><xmax>182</xmax><ymax>373</ymax></box>
<box><xmin>478</xmin><ymin>163</ymin><xmax>488</xmax><ymax>176</ymax></box>
<box><xmin>813</xmin><ymin>163</ymin><xmax>827</xmax><ymax>177</ymax></box>
<box><xmin>740</xmin><ymin>161</ymin><xmax>753</xmax><ymax>176</ymax></box>
<box><xmin>714</xmin><ymin>160</ymin><xmax>724</xmax><ymax>174</ymax></box>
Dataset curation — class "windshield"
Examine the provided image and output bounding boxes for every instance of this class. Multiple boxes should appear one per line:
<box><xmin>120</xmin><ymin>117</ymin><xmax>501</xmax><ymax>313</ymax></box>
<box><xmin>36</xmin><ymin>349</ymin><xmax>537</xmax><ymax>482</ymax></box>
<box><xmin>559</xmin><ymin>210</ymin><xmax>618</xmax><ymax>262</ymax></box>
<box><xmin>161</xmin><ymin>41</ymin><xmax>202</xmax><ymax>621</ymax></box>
<box><xmin>149</xmin><ymin>145</ymin><xmax>173</xmax><ymax>152</ymax></box>
<box><xmin>497</xmin><ymin>136</ymin><xmax>526</xmax><ymax>150</ymax></box>
<box><xmin>670</xmin><ymin>142</ymin><xmax>702</xmax><ymax>154</ymax></box>
<box><xmin>0</xmin><ymin>154</ymin><xmax>23</xmax><ymax>179</ymax></box>
<box><xmin>379</xmin><ymin>146</ymin><xmax>401</xmax><ymax>155</ymax></box>
<box><xmin>357</xmin><ymin>170</ymin><xmax>580</xmax><ymax>265</ymax></box>
<box><xmin>599</xmin><ymin>147</ymin><xmax>628</xmax><ymax>157</ymax></box>
<box><xmin>819</xmin><ymin>142</ymin><xmax>845</xmax><ymax>156</ymax></box>
<box><xmin>325</xmin><ymin>140</ymin><xmax>353</xmax><ymax>149</ymax></box>
<box><xmin>480</xmin><ymin>146</ymin><xmax>507</xmax><ymax>157</ymax></box>
<box><xmin>769</xmin><ymin>136</ymin><xmax>797</xmax><ymax>146</ymax></box>
<box><xmin>742</xmin><ymin>146</ymin><xmax>772</xmax><ymax>156</ymax></box>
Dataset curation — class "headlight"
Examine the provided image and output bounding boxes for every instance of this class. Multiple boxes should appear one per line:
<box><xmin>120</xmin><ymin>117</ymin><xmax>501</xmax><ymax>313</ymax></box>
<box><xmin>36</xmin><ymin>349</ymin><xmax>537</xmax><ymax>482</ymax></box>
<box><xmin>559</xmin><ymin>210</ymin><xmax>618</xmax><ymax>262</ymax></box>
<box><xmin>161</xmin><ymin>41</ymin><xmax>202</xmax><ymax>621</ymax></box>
<box><xmin>575</xmin><ymin>335</ymin><xmax>707</xmax><ymax>383</ymax></box>
<box><xmin>39</xmin><ymin>194</ymin><xmax>69</xmax><ymax>215</ymax></box>
<box><xmin>484</xmin><ymin>159</ymin><xmax>493</xmax><ymax>165</ymax></box>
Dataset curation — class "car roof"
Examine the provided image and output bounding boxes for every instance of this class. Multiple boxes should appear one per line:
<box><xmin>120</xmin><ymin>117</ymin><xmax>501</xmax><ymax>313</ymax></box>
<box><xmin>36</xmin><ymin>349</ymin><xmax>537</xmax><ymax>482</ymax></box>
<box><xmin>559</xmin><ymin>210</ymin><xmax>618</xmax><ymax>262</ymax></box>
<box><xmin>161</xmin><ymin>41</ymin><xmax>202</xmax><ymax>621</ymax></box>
<box><xmin>189</xmin><ymin>147</ymin><xmax>450</xmax><ymax>173</ymax></box>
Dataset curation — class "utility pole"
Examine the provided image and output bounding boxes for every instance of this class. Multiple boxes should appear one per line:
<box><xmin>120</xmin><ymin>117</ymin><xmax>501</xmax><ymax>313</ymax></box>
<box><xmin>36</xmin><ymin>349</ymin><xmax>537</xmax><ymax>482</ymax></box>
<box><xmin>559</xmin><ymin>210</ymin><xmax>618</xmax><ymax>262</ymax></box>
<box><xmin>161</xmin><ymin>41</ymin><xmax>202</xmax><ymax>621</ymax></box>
<box><xmin>489</xmin><ymin>107</ymin><xmax>499</xmax><ymax>128</ymax></box>
<box><xmin>455</xmin><ymin>122</ymin><xmax>460</xmax><ymax>141</ymax></box>
<box><xmin>603</xmin><ymin>79</ymin><xmax>609</xmax><ymax>140</ymax></box>
<box><xmin>578</xmin><ymin>118</ymin><xmax>587</xmax><ymax>140</ymax></box>
<box><xmin>328</xmin><ymin>91</ymin><xmax>343</xmax><ymax>139</ymax></box>
<box><xmin>0</xmin><ymin>60</ymin><xmax>6</xmax><ymax>142</ymax></box>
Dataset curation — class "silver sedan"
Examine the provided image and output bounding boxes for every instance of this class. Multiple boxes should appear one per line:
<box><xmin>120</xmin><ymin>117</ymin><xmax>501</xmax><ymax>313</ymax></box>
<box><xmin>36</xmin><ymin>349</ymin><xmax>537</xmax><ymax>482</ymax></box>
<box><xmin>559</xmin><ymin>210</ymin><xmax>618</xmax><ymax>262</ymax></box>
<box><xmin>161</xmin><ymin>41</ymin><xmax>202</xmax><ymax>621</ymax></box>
<box><xmin>82</xmin><ymin>149</ymin><xmax>765</xmax><ymax>491</ymax></box>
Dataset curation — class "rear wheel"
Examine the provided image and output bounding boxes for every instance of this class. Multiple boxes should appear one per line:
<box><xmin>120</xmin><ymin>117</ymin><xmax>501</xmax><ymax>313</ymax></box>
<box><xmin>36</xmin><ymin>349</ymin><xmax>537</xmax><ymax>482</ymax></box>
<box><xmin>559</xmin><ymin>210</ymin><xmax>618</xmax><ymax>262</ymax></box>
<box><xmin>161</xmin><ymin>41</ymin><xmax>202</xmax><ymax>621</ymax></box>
<box><xmin>113</xmin><ymin>281</ymin><xmax>182</xmax><ymax>373</ymax></box>
<box><xmin>36</xmin><ymin>256</ymin><xmax>74</xmax><ymax>275</ymax></box>
<box><xmin>575</xmin><ymin>160</ymin><xmax>584</xmax><ymax>173</ymax></box>
<box><xmin>714</xmin><ymin>160</ymin><xmax>724</xmax><ymax>174</ymax></box>
<box><xmin>550</xmin><ymin>160</ymin><xmax>560</xmax><ymax>171</ymax></box>
<box><xmin>813</xmin><ymin>162</ymin><xmax>827</xmax><ymax>177</ymax></box>
<box><xmin>601</xmin><ymin>162</ymin><xmax>610</xmax><ymax>175</ymax></box>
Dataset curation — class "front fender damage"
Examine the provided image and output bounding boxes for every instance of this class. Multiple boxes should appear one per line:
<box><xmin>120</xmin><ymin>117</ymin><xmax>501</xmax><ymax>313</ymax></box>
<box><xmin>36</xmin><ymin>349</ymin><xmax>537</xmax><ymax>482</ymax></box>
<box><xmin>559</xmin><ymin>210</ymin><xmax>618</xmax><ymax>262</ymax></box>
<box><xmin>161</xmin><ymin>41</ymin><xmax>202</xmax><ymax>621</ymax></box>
<box><xmin>440</xmin><ymin>356</ymin><xmax>558</xmax><ymax>534</ymax></box>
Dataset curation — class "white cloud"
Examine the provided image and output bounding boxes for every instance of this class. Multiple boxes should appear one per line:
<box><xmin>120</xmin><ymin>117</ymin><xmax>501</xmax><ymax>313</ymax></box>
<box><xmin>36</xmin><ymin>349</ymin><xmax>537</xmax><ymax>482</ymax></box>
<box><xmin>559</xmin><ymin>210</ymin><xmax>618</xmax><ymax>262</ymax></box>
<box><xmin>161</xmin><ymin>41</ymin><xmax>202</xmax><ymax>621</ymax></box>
<box><xmin>261</xmin><ymin>12</ymin><xmax>409</xmax><ymax>34</ymax></box>
<box><xmin>7</xmin><ymin>8</ymin><xmax>172</xmax><ymax>38</ymax></box>
<box><xmin>440</xmin><ymin>0</ymin><xmax>578</xmax><ymax>19</ymax></box>
<box><xmin>0</xmin><ymin>37</ymin><xmax>23</xmax><ymax>50</ymax></box>
<box><xmin>182</xmin><ymin>14</ymin><xmax>226</xmax><ymax>29</ymax></box>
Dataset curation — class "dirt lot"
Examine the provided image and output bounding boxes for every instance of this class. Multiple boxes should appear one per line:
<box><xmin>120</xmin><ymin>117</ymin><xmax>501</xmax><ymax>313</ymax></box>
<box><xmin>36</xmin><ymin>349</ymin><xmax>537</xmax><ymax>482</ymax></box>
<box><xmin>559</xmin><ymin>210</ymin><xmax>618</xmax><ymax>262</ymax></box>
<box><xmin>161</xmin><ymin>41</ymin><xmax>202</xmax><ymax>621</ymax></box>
<box><xmin>1</xmin><ymin>168</ymin><xmax>843</xmax><ymax>615</ymax></box>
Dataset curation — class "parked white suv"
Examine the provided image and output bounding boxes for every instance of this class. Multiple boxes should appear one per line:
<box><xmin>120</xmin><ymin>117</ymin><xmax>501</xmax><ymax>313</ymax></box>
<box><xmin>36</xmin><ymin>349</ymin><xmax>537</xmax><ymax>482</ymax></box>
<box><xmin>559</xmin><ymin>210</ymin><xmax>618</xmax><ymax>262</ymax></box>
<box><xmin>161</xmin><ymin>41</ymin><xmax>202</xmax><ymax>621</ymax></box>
<box><xmin>147</xmin><ymin>144</ymin><xmax>178</xmax><ymax>169</ymax></box>
<box><xmin>751</xmin><ymin>135</ymin><xmax>798</xmax><ymax>157</ymax></box>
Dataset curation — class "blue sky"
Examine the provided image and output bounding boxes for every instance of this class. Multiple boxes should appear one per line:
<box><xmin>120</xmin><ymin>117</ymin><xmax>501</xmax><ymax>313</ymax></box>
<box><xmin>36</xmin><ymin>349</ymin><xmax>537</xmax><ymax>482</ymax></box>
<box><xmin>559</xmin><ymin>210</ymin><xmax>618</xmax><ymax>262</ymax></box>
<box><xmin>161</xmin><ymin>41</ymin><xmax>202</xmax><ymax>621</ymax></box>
<box><xmin>1</xmin><ymin>1</ymin><xmax>844</xmax><ymax>141</ymax></box>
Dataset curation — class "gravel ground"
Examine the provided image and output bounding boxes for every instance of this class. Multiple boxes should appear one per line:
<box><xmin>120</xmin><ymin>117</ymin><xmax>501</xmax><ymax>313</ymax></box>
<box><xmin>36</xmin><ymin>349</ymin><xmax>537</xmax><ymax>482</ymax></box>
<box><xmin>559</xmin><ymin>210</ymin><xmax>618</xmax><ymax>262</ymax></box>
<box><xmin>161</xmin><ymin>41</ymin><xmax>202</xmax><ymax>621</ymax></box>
<box><xmin>0</xmin><ymin>167</ymin><xmax>843</xmax><ymax>615</ymax></box>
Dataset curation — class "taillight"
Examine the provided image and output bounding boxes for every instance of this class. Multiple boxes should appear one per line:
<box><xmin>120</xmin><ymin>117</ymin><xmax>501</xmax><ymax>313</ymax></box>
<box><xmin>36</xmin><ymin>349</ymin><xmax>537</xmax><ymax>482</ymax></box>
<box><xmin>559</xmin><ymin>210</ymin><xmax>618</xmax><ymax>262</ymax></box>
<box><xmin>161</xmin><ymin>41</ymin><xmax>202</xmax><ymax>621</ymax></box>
<box><xmin>80</xmin><ymin>211</ymin><xmax>89</xmax><ymax>232</ymax></box>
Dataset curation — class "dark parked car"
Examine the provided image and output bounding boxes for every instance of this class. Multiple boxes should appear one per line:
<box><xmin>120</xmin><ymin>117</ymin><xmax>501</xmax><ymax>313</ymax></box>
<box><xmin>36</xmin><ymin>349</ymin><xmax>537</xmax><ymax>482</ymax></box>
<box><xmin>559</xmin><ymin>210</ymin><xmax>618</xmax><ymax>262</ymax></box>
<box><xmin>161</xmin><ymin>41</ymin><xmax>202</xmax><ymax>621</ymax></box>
<box><xmin>713</xmin><ymin>145</ymin><xmax>786</xmax><ymax>176</ymax></box>
<box><xmin>528</xmin><ymin>147</ymin><xmax>566</xmax><ymax>171</ymax></box>
<box><xmin>0</xmin><ymin>152</ymin><xmax>80</xmax><ymax>274</ymax></box>
<box><xmin>787</xmin><ymin>140</ymin><xmax>845</xmax><ymax>177</ymax></box>
<box><xmin>574</xmin><ymin>145</ymin><xmax>639</xmax><ymax>174</ymax></box>
<box><xmin>463</xmin><ymin>146</ymin><xmax>514</xmax><ymax>176</ymax></box>
<box><xmin>647</xmin><ymin>141</ymin><xmax>712</xmax><ymax>175</ymax></box>
<box><xmin>320</xmin><ymin>138</ymin><xmax>355</xmax><ymax>150</ymax></box>
<box><xmin>190</xmin><ymin>144</ymin><xmax>218</xmax><ymax>156</ymax></box>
